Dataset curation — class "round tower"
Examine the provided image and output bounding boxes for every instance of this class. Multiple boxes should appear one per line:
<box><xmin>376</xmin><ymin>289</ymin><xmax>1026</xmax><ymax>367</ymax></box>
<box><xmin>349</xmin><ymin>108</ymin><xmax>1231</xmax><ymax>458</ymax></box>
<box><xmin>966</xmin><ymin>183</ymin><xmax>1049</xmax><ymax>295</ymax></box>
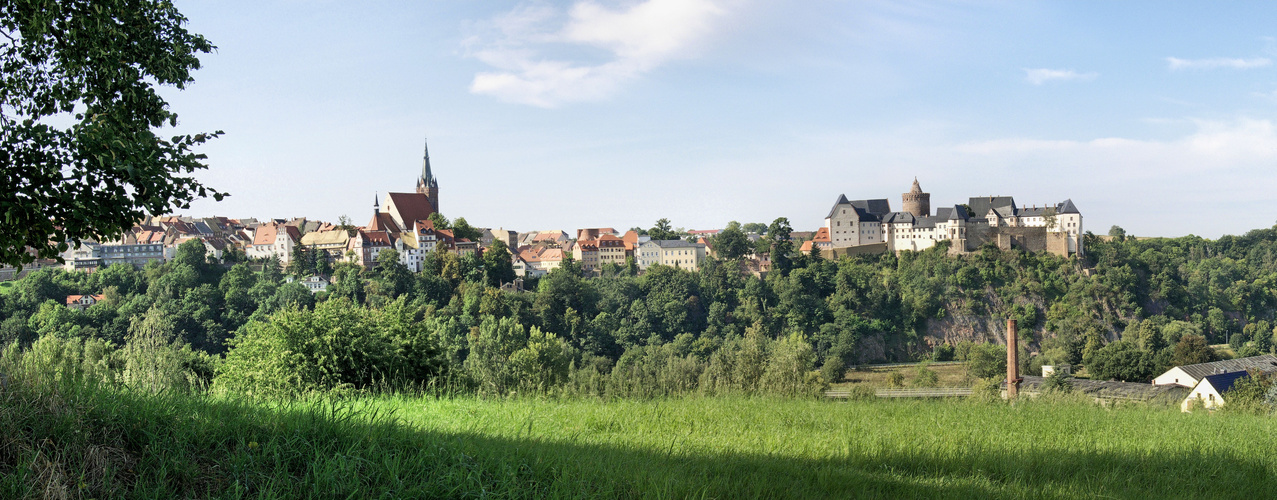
<box><xmin>902</xmin><ymin>178</ymin><xmax>930</xmax><ymax>218</ymax></box>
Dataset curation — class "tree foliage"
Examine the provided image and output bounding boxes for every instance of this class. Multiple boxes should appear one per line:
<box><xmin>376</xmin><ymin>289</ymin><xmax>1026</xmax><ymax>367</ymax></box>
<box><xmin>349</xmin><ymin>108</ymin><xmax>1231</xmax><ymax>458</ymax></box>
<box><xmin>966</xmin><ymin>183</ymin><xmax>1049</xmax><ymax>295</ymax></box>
<box><xmin>1</xmin><ymin>0</ymin><xmax>223</xmax><ymax>266</ymax></box>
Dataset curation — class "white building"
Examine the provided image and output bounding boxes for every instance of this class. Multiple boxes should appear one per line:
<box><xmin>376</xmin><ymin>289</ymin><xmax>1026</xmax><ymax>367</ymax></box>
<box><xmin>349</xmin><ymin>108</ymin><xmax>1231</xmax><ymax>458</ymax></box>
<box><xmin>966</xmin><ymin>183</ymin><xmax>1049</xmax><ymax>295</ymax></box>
<box><xmin>1181</xmin><ymin>371</ymin><xmax>1251</xmax><ymax>412</ymax></box>
<box><xmin>637</xmin><ymin>240</ymin><xmax>707</xmax><ymax>271</ymax></box>
<box><xmin>246</xmin><ymin>223</ymin><xmax>300</xmax><ymax>264</ymax></box>
<box><xmin>1153</xmin><ymin>354</ymin><xmax>1277</xmax><ymax>387</ymax></box>
<box><xmin>822</xmin><ymin>180</ymin><xmax>1084</xmax><ymax>257</ymax></box>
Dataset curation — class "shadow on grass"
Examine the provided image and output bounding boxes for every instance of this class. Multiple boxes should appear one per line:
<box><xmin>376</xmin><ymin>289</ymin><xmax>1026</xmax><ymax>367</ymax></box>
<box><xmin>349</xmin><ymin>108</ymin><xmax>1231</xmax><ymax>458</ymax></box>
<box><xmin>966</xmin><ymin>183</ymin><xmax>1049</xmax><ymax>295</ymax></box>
<box><xmin>1</xmin><ymin>384</ymin><xmax>1272</xmax><ymax>499</ymax></box>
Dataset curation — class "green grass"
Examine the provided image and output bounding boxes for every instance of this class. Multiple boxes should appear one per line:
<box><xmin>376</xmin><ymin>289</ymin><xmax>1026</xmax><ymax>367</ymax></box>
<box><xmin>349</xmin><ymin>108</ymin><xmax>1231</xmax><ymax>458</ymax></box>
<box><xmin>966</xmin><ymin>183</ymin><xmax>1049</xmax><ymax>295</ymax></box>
<box><xmin>3</xmin><ymin>380</ymin><xmax>1276</xmax><ymax>498</ymax></box>
<box><xmin>0</xmin><ymin>281</ymin><xmax>13</xmax><ymax>295</ymax></box>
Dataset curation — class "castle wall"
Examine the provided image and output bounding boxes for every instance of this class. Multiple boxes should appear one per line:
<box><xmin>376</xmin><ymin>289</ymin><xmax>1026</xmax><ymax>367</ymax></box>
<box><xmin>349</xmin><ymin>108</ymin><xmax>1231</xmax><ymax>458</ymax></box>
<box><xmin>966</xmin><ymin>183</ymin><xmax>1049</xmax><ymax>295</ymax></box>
<box><xmin>820</xmin><ymin>243</ymin><xmax>888</xmax><ymax>259</ymax></box>
<box><xmin>963</xmin><ymin>225</ymin><xmax>1068</xmax><ymax>257</ymax></box>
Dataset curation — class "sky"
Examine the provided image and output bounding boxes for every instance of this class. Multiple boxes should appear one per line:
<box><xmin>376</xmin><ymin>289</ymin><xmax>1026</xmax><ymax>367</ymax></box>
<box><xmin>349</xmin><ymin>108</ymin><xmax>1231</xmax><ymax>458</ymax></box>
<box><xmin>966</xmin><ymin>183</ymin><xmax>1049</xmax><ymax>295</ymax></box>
<box><xmin>165</xmin><ymin>0</ymin><xmax>1277</xmax><ymax>238</ymax></box>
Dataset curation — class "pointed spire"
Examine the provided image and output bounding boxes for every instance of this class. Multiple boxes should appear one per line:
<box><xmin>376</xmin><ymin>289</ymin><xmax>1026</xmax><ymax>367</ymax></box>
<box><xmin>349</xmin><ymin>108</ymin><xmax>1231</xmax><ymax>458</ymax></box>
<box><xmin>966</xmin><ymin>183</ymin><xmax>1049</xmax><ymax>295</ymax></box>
<box><xmin>419</xmin><ymin>137</ymin><xmax>436</xmax><ymax>188</ymax></box>
<box><xmin>374</xmin><ymin>192</ymin><xmax>379</xmax><ymax>210</ymax></box>
<box><xmin>910</xmin><ymin>177</ymin><xmax>922</xmax><ymax>194</ymax></box>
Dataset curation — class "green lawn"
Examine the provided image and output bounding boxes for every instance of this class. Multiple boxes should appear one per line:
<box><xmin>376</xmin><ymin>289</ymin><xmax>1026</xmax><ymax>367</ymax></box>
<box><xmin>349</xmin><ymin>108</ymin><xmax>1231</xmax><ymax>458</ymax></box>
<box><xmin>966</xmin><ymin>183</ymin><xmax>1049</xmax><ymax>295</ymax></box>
<box><xmin>0</xmin><ymin>281</ymin><xmax>13</xmax><ymax>295</ymax></box>
<box><xmin>3</xmin><ymin>381</ymin><xmax>1275</xmax><ymax>498</ymax></box>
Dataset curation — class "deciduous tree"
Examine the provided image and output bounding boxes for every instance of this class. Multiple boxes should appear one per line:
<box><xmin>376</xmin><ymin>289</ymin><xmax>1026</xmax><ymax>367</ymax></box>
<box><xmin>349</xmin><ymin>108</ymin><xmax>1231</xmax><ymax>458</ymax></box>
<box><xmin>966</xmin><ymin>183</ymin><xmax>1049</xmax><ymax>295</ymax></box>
<box><xmin>1</xmin><ymin>0</ymin><xmax>223</xmax><ymax>266</ymax></box>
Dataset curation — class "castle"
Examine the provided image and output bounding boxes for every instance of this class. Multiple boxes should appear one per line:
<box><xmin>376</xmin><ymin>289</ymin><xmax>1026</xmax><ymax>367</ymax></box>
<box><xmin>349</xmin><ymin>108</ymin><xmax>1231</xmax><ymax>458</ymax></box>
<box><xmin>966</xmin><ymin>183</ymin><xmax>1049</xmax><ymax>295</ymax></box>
<box><xmin>818</xmin><ymin>179</ymin><xmax>1083</xmax><ymax>257</ymax></box>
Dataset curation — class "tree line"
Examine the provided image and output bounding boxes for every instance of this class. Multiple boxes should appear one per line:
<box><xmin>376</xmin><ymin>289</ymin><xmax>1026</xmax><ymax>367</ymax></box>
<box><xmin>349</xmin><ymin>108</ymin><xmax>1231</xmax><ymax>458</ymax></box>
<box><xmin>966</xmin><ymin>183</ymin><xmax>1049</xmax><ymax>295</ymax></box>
<box><xmin>5</xmin><ymin>222</ymin><xmax>1277</xmax><ymax>397</ymax></box>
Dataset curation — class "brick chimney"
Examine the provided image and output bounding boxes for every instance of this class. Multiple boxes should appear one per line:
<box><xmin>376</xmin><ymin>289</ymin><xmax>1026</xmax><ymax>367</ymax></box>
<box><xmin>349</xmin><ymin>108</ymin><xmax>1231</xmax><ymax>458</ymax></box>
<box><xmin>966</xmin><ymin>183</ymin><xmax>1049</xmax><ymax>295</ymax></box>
<box><xmin>1007</xmin><ymin>319</ymin><xmax>1020</xmax><ymax>399</ymax></box>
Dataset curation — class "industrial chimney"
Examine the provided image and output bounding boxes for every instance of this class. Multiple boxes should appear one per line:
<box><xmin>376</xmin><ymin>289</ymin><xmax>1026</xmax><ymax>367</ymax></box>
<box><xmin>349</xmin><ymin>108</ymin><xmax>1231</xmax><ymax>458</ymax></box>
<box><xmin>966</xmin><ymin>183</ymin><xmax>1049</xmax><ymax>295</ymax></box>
<box><xmin>1007</xmin><ymin>319</ymin><xmax>1021</xmax><ymax>399</ymax></box>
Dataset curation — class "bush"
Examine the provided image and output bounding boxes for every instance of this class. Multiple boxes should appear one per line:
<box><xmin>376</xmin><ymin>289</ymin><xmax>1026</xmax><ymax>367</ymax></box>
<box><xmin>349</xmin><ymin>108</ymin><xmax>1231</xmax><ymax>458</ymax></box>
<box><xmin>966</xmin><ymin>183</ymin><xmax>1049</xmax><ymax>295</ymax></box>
<box><xmin>931</xmin><ymin>344</ymin><xmax>955</xmax><ymax>362</ymax></box>
<box><xmin>887</xmin><ymin>371</ymin><xmax>905</xmax><ymax>387</ymax></box>
<box><xmin>216</xmin><ymin>298</ymin><xmax>442</xmax><ymax>396</ymax></box>
<box><xmin>912</xmin><ymin>362</ymin><xmax>938</xmax><ymax>388</ymax></box>
<box><xmin>1041</xmin><ymin>369</ymin><xmax>1073</xmax><ymax>394</ymax></box>
<box><xmin>820</xmin><ymin>356</ymin><xmax>845</xmax><ymax>384</ymax></box>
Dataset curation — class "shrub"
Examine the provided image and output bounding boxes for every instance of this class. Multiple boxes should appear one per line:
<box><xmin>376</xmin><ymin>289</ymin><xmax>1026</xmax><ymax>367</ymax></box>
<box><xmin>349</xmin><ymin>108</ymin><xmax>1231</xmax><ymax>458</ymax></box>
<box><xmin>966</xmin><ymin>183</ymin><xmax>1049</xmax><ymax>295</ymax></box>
<box><xmin>912</xmin><ymin>362</ymin><xmax>938</xmax><ymax>388</ymax></box>
<box><xmin>820</xmin><ymin>356</ymin><xmax>845</xmax><ymax>384</ymax></box>
<box><xmin>887</xmin><ymin>371</ymin><xmax>905</xmax><ymax>387</ymax></box>
<box><xmin>1041</xmin><ymin>369</ymin><xmax>1073</xmax><ymax>394</ymax></box>
<box><xmin>931</xmin><ymin>344</ymin><xmax>955</xmax><ymax>362</ymax></box>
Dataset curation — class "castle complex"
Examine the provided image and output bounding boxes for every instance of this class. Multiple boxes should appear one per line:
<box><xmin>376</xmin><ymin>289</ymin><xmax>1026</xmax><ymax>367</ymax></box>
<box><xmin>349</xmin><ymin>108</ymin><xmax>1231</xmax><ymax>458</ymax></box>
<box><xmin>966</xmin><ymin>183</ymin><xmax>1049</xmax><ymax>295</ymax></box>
<box><xmin>819</xmin><ymin>179</ymin><xmax>1083</xmax><ymax>257</ymax></box>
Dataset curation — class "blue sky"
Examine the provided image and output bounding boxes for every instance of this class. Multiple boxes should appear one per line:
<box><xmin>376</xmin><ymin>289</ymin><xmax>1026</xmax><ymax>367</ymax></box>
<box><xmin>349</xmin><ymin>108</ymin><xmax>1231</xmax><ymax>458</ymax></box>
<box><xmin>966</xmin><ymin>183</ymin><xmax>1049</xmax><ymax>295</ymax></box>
<box><xmin>169</xmin><ymin>1</ymin><xmax>1277</xmax><ymax>238</ymax></box>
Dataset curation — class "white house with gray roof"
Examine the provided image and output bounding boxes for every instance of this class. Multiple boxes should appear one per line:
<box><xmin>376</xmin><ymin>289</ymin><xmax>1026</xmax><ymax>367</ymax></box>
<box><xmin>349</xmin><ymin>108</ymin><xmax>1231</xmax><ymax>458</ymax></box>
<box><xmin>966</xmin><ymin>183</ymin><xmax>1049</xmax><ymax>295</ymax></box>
<box><xmin>637</xmin><ymin>240</ymin><xmax>706</xmax><ymax>271</ymax></box>
<box><xmin>1153</xmin><ymin>354</ymin><xmax>1277</xmax><ymax>387</ymax></box>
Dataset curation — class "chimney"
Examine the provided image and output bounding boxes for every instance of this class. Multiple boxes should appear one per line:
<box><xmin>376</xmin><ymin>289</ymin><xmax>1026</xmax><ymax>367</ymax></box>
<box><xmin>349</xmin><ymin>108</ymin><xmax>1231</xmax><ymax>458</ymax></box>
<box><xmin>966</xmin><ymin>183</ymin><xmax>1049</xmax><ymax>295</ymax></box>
<box><xmin>1007</xmin><ymin>319</ymin><xmax>1020</xmax><ymax>399</ymax></box>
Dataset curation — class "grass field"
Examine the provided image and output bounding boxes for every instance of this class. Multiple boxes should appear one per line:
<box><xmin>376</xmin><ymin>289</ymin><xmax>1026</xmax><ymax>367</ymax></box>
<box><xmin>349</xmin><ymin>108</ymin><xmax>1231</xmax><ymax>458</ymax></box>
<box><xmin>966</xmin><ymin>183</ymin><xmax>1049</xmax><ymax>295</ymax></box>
<box><xmin>0</xmin><ymin>281</ymin><xmax>13</xmax><ymax>295</ymax></box>
<box><xmin>3</xmin><ymin>378</ymin><xmax>1276</xmax><ymax>499</ymax></box>
<box><xmin>834</xmin><ymin>362</ymin><xmax>970</xmax><ymax>388</ymax></box>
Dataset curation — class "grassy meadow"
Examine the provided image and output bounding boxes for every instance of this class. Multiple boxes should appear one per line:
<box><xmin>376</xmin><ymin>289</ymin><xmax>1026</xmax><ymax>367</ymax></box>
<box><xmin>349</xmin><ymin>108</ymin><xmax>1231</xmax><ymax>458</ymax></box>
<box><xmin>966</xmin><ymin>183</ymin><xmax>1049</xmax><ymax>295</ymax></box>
<box><xmin>834</xmin><ymin>361</ymin><xmax>970</xmax><ymax>388</ymax></box>
<box><xmin>3</xmin><ymin>377</ymin><xmax>1276</xmax><ymax>499</ymax></box>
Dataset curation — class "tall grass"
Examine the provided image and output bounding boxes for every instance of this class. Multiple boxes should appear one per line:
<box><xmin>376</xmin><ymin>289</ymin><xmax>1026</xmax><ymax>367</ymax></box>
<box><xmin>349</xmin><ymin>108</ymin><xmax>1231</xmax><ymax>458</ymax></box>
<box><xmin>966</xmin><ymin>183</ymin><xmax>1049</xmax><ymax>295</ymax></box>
<box><xmin>3</xmin><ymin>372</ymin><xmax>1275</xmax><ymax>499</ymax></box>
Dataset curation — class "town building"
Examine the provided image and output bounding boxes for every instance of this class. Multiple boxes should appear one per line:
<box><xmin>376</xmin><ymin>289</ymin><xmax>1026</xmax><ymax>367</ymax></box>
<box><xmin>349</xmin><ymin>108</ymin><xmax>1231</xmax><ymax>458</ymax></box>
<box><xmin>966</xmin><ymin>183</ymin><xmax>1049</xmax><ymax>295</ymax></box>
<box><xmin>637</xmin><ymin>240</ymin><xmax>707</xmax><ymax>271</ymax></box>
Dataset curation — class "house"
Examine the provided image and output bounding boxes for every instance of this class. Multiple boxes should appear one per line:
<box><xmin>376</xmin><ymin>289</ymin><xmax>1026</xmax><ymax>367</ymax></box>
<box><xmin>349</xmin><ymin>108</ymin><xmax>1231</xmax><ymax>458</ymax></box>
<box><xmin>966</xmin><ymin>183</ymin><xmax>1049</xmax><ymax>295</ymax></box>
<box><xmin>532</xmin><ymin>230</ymin><xmax>570</xmax><ymax>246</ymax></box>
<box><xmin>348</xmin><ymin>229</ymin><xmax>396</xmax><ymax>268</ymax></box>
<box><xmin>1181</xmin><ymin>370</ymin><xmax>1252</xmax><ymax>412</ymax></box>
<box><xmin>637</xmin><ymin>240</ymin><xmax>707</xmax><ymax>271</ymax></box>
<box><xmin>66</xmin><ymin>294</ymin><xmax>106</xmax><ymax>310</ymax></box>
<box><xmin>572</xmin><ymin>240</ymin><xmax>599</xmax><ymax>272</ymax></box>
<box><xmin>1152</xmin><ymin>354</ymin><xmax>1277</xmax><ymax>387</ymax></box>
<box><xmin>299</xmin><ymin>230</ymin><xmax>352</xmax><ymax>264</ymax></box>
<box><xmin>246</xmin><ymin>223</ymin><xmax>301</xmax><ymax>263</ymax></box>
<box><xmin>298</xmin><ymin>275</ymin><xmax>330</xmax><ymax>293</ymax></box>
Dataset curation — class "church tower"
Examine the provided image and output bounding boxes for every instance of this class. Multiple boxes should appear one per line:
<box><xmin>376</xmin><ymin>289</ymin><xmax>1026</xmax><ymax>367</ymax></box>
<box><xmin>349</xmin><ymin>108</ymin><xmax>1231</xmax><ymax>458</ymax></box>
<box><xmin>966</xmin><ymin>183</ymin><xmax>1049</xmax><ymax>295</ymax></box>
<box><xmin>902</xmin><ymin>178</ymin><xmax>930</xmax><ymax>218</ymax></box>
<box><xmin>415</xmin><ymin>138</ymin><xmax>440</xmax><ymax>212</ymax></box>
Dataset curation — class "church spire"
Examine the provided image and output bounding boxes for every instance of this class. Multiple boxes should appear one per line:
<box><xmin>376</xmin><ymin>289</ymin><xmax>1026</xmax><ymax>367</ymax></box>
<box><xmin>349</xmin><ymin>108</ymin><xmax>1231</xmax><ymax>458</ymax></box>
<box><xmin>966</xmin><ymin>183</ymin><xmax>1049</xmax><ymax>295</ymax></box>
<box><xmin>419</xmin><ymin>137</ymin><xmax>437</xmax><ymax>189</ymax></box>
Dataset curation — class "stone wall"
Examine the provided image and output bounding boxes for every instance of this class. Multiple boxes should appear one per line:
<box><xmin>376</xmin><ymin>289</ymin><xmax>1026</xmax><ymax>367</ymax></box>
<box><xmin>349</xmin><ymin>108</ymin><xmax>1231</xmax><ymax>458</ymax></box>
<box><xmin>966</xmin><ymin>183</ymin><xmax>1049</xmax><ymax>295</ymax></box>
<box><xmin>963</xmin><ymin>225</ymin><xmax>1068</xmax><ymax>257</ymax></box>
<box><xmin>820</xmin><ymin>243</ymin><xmax>888</xmax><ymax>259</ymax></box>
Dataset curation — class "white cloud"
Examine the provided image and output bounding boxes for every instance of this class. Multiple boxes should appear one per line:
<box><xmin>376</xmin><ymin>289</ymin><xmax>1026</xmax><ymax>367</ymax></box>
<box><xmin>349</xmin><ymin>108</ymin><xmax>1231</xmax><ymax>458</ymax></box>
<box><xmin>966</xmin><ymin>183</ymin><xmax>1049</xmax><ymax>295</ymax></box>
<box><xmin>1022</xmin><ymin>68</ymin><xmax>1097</xmax><ymax>85</ymax></box>
<box><xmin>1166</xmin><ymin>57</ymin><xmax>1271</xmax><ymax>70</ymax></box>
<box><xmin>467</xmin><ymin>0</ymin><xmax>726</xmax><ymax>107</ymax></box>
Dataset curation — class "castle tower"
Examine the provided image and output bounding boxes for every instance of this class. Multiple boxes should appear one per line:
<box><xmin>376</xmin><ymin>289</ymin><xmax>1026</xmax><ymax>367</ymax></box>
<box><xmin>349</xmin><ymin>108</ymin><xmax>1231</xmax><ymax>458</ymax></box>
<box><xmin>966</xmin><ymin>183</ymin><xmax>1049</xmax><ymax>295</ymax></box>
<box><xmin>415</xmin><ymin>137</ymin><xmax>440</xmax><ymax>213</ymax></box>
<box><xmin>902</xmin><ymin>178</ymin><xmax>930</xmax><ymax>218</ymax></box>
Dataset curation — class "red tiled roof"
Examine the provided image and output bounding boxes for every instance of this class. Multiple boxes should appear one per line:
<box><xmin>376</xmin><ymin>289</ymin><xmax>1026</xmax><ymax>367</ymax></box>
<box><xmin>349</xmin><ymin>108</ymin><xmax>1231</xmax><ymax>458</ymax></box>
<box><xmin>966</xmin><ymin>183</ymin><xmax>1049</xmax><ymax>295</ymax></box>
<box><xmin>813</xmin><ymin>227</ymin><xmax>830</xmax><ymax>243</ymax></box>
<box><xmin>367</xmin><ymin>213</ymin><xmax>401</xmax><ymax>233</ymax></box>
<box><xmin>385</xmin><ymin>192</ymin><xmax>435</xmax><ymax>229</ymax></box>
<box><xmin>361</xmin><ymin>230</ymin><xmax>394</xmax><ymax>247</ymax></box>
<box><xmin>252</xmin><ymin>224</ymin><xmax>279</xmax><ymax>246</ymax></box>
<box><xmin>66</xmin><ymin>294</ymin><xmax>105</xmax><ymax>305</ymax></box>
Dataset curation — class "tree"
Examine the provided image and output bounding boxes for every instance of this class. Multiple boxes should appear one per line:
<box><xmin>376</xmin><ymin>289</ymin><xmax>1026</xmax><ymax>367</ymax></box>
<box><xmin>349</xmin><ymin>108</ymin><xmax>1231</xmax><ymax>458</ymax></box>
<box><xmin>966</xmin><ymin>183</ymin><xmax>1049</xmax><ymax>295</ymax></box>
<box><xmin>1108</xmin><ymin>225</ymin><xmax>1127</xmax><ymax>241</ymax></box>
<box><xmin>714</xmin><ymin>221</ymin><xmax>750</xmax><ymax>260</ymax></box>
<box><xmin>483</xmin><ymin>240</ymin><xmax>516</xmax><ymax>287</ymax></box>
<box><xmin>427</xmin><ymin>212</ymin><xmax>450</xmax><ymax>230</ymax></box>
<box><xmin>1086</xmin><ymin>340</ymin><xmax>1156</xmax><ymax>382</ymax></box>
<box><xmin>1171</xmin><ymin>334</ymin><xmax>1218</xmax><ymax>367</ymax></box>
<box><xmin>741</xmin><ymin>222</ymin><xmax>767</xmax><ymax>235</ymax></box>
<box><xmin>1042</xmin><ymin>207</ymin><xmax>1058</xmax><ymax>231</ymax></box>
<box><xmin>1</xmin><ymin>1</ymin><xmax>223</xmax><ymax>267</ymax></box>
<box><xmin>966</xmin><ymin>343</ymin><xmax>1006</xmax><ymax>379</ymax></box>
<box><xmin>649</xmin><ymin>218</ymin><xmax>676</xmax><ymax>241</ymax></box>
<box><xmin>451</xmin><ymin>217</ymin><xmax>483</xmax><ymax>242</ymax></box>
<box><xmin>336</xmin><ymin>215</ymin><xmax>357</xmax><ymax>236</ymax></box>
<box><xmin>768</xmin><ymin>217</ymin><xmax>794</xmax><ymax>276</ymax></box>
